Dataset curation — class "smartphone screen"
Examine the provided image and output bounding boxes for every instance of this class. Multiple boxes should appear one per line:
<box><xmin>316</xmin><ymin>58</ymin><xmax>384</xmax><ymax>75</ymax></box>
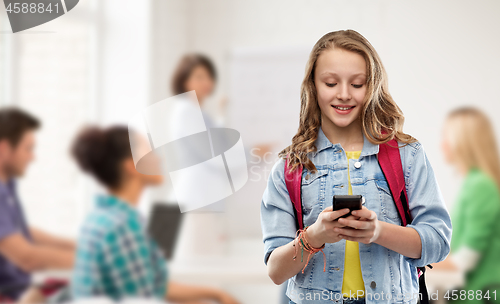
<box><xmin>332</xmin><ymin>195</ymin><xmax>363</xmax><ymax>218</ymax></box>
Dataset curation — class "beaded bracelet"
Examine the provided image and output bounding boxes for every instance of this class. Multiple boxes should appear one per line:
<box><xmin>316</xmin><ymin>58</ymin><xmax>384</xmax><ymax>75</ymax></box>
<box><xmin>292</xmin><ymin>225</ymin><xmax>326</xmax><ymax>273</ymax></box>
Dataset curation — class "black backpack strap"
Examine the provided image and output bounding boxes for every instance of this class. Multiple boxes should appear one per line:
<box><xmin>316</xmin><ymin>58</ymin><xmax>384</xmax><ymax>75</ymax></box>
<box><xmin>418</xmin><ymin>266</ymin><xmax>429</xmax><ymax>304</ymax></box>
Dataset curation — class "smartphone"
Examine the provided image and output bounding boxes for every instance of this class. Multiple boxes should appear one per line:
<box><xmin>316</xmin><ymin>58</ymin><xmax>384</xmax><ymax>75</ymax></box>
<box><xmin>332</xmin><ymin>195</ymin><xmax>363</xmax><ymax>218</ymax></box>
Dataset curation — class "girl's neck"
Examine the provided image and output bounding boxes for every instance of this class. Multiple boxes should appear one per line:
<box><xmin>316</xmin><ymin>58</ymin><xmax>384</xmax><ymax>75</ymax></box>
<box><xmin>321</xmin><ymin>115</ymin><xmax>364</xmax><ymax>151</ymax></box>
<box><xmin>109</xmin><ymin>178</ymin><xmax>144</xmax><ymax>207</ymax></box>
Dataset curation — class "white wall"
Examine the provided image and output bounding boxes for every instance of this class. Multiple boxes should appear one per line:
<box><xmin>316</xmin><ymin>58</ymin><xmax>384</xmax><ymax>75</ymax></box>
<box><xmin>96</xmin><ymin>0</ymin><xmax>151</xmax><ymax>125</ymax></box>
<box><xmin>147</xmin><ymin>0</ymin><xmax>190</xmax><ymax>209</ymax></box>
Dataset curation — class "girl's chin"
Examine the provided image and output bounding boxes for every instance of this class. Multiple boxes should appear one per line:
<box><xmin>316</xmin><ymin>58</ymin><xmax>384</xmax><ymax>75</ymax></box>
<box><xmin>321</xmin><ymin>109</ymin><xmax>359</xmax><ymax>129</ymax></box>
<box><xmin>326</xmin><ymin>117</ymin><xmax>357</xmax><ymax>129</ymax></box>
<box><xmin>333</xmin><ymin>122</ymin><xmax>355</xmax><ymax>128</ymax></box>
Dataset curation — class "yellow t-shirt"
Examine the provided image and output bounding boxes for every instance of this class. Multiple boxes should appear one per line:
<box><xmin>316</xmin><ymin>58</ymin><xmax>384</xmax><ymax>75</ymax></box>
<box><xmin>341</xmin><ymin>150</ymin><xmax>365</xmax><ymax>298</ymax></box>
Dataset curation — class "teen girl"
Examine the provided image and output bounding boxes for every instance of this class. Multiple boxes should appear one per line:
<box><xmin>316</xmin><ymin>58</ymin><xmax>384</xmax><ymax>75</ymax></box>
<box><xmin>260</xmin><ymin>30</ymin><xmax>452</xmax><ymax>304</ymax></box>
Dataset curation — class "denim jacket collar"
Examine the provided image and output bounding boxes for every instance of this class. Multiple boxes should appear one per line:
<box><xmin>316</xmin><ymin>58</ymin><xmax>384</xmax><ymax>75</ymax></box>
<box><xmin>314</xmin><ymin>126</ymin><xmax>379</xmax><ymax>158</ymax></box>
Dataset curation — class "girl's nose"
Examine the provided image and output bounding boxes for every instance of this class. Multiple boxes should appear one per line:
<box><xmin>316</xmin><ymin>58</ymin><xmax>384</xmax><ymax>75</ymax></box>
<box><xmin>336</xmin><ymin>83</ymin><xmax>351</xmax><ymax>101</ymax></box>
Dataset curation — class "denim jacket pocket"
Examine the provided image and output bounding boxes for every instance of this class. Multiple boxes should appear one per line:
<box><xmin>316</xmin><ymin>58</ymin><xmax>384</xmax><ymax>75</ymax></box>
<box><xmin>375</xmin><ymin>179</ymin><xmax>402</xmax><ymax>224</ymax></box>
<box><xmin>301</xmin><ymin>169</ymin><xmax>328</xmax><ymax>211</ymax></box>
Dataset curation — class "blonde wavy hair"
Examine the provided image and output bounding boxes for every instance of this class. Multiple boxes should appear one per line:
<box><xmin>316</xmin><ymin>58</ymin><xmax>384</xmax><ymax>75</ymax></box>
<box><xmin>279</xmin><ymin>29</ymin><xmax>416</xmax><ymax>172</ymax></box>
<box><xmin>445</xmin><ymin>107</ymin><xmax>500</xmax><ymax>188</ymax></box>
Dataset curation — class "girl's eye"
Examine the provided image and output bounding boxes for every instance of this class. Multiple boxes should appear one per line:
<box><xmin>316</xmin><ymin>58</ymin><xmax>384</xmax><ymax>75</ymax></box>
<box><xmin>352</xmin><ymin>84</ymin><xmax>364</xmax><ymax>88</ymax></box>
<box><xmin>326</xmin><ymin>83</ymin><xmax>337</xmax><ymax>87</ymax></box>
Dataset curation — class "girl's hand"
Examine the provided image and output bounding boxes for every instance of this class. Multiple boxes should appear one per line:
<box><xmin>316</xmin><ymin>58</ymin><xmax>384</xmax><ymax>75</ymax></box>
<box><xmin>334</xmin><ymin>206</ymin><xmax>382</xmax><ymax>244</ymax></box>
<box><xmin>307</xmin><ymin>206</ymin><xmax>353</xmax><ymax>247</ymax></box>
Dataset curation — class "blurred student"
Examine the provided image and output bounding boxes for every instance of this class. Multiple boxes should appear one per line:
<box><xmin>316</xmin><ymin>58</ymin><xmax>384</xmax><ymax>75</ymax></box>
<box><xmin>435</xmin><ymin>107</ymin><xmax>500</xmax><ymax>303</ymax></box>
<box><xmin>172</xmin><ymin>54</ymin><xmax>279</xmax><ymax>301</ymax></box>
<box><xmin>0</xmin><ymin>107</ymin><xmax>75</xmax><ymax>301</ymax></box>
<box><xmin>70</xmin><ymin>125</ymin><xmax>240</xmax><ymax>304</ymax></box>
<box><xmin>169</xmin><ymin>54</ymin><xmax>226</xmax><ymax>213</ymax></box>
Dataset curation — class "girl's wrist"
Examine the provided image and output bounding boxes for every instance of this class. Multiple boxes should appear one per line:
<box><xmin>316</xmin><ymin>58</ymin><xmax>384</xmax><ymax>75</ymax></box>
<box><xmin>305</xmin><ymin>224</ymin><xmax>324</xmax><ymax>248</ymax></box>
<box><xmin>373</xmin><ymin>220</ymin><xmax>387</xmax><ymax>244</ymax></box>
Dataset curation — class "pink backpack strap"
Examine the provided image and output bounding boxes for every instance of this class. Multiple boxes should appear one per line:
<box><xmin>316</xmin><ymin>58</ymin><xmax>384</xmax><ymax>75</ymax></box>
<box><xmin>284</xmin><ymin>157</ymin><xmax>304</xmax><ymax>230</ymax></box>
<box><xmin>378</xmin><ymin>134</ymin><xmax>432</xmax><ymax>293</ymax></box>
<box><xmin>377</xmin><ymin>135</ymin><xmax>412</xmax><ymax>227</ymax></box>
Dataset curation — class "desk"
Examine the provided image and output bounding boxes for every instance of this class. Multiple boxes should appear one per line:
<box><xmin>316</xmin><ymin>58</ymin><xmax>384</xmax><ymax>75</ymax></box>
<box><xmin>33</xmin><ymin>255</ymin><xmax>281</xmax><ymax>304</ymax></box>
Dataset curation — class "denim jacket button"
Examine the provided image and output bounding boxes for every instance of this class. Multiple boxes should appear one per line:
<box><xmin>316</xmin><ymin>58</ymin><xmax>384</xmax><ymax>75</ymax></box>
<box><xmin>370</xmin><ymin>281</ymin><xmax>376</xmax><ymax>289</ymax></box>
<box><xmin>305</xmin><ymin>174</ymin><xmax>310</xmax><ymax>180</ymax></box>
<box><xmin>354</xmin><ymin>161</ymin><xmax>361</xmax><ymax>168</ymax></box>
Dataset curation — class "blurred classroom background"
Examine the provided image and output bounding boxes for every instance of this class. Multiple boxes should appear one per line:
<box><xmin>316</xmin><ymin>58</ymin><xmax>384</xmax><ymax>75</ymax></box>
<box><xmin>1</xmin><ymin>0</ymin><xmax>500</xmax><ymax>303</ymax></box>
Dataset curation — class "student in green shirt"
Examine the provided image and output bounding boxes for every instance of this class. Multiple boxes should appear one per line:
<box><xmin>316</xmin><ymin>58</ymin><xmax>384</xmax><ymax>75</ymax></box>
<box><xmin>436</xmin><ymin>107</ymin><xmax>500</xmax><ymax>303</ymax></box>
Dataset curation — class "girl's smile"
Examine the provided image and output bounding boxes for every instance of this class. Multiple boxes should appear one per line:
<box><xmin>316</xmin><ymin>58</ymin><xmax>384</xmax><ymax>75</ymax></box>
<box><xmin>332</xmin><ymin>104</ymin><xmax>356</xmax><ymax>115</ymax></box>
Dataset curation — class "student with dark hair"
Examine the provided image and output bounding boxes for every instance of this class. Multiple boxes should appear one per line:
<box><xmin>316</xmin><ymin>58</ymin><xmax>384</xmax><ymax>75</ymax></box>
<box><xmin>0</xmin><ymin>107</ymin><xmax>75</xmax><ymax>301</ymax></box>
<box><xmin>70</xmin><ymin>125</ymin><xmax>240</xmax><ymax>304</ymax></box>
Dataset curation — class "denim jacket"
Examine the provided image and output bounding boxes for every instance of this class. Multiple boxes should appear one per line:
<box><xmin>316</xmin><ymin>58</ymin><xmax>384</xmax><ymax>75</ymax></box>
<box><xmin>260</xmin><ymin>127</ymin><xmax>452</xmax><ymax>304</ymax></box>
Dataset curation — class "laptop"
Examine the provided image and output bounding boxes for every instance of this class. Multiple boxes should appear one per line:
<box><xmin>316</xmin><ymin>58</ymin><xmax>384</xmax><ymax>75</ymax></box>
<box><xmin>147</xmin><ymin>203</ymin><xmax>184</xmax><ymax>260</ymax></box>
